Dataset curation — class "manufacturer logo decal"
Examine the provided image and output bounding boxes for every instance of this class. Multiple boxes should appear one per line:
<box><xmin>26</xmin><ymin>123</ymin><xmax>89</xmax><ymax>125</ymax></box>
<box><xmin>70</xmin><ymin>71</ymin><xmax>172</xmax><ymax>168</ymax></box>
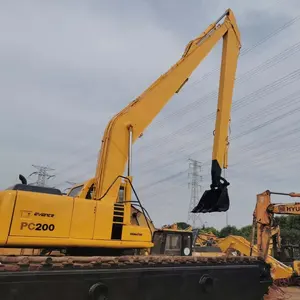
<box><xmin>34</xmin><ymin>212</ymin><xmax>55</xmax><ymax>218</ymax></box>
<box><xmin>130</xmin><ymin>232</ymin><xmax>143</xmax><ymax>236</ymax></box>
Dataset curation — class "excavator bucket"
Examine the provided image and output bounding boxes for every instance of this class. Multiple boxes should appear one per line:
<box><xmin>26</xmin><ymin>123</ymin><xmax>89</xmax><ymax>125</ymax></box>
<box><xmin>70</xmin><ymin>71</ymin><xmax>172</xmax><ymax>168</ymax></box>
<box><xmin>192</xmin><ymin>186</ymin><xmax>229</xmax><ymax>213</ymax></box>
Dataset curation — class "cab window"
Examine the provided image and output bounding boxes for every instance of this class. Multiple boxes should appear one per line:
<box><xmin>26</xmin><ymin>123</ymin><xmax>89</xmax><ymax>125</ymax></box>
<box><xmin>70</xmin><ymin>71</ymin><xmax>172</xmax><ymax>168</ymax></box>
<box><xmin>68</xmin><ymin>185</ymin><xmax>83</xmax><ymax>197</ymax></box>
<box><xmin>164</xmin><ymin>234</ymin><xmax>182</xmax><ymax>256</ymax></box>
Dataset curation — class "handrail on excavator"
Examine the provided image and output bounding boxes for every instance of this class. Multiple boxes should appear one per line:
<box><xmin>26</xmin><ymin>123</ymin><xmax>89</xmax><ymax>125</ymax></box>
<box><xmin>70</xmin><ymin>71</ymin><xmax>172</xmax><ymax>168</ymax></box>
<box><xmin>265</xmin><ymin>190</ymin><xmax>300</xmax><ymax>197</ymax></box>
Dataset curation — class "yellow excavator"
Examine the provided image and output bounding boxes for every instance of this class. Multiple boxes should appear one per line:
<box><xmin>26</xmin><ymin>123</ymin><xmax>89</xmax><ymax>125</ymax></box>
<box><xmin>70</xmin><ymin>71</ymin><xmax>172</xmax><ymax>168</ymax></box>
<box><xmin>0</xmin><ymin>9</ymin><xmax>273</xmax><ymax>300</ymax></box>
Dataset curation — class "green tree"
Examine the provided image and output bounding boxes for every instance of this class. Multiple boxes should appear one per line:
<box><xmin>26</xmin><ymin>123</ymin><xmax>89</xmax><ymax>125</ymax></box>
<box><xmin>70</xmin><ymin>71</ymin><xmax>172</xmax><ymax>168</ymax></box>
<box><xmin>200</xmin><ymin>226</ymin><xmax>220</xmax><ymax>237</ymax></box>
<box><xmin>239</xmin><ymin>225</ymin><xmax>253</xmax><ymax>241</ymax></box>
<box><xmin>273</xmin><ymin>216</ymin><xmax>300</xmax><ymax>245</ymax></box>
<box><xmin>174</xmin><ymin>222</ymin><xmax>191</xmax><ymax>230</ymax></box>
<box><xmin>219</xmin><ymin>225</ymin><xmax>240</xmax><ymax>238</ymax></box>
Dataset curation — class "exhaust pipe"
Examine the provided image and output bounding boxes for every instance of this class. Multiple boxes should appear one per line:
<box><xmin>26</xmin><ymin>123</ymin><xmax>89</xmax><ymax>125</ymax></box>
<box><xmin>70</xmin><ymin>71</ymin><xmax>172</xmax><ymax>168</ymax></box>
<box><xmin>19</xmin><ymin>174</ymin><xmax>27</xmax><ymax>185</ymax></box>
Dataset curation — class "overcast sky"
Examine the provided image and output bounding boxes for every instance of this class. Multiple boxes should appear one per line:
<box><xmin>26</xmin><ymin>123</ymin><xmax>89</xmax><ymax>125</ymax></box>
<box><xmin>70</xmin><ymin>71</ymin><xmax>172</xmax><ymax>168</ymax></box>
<box><xmin>1</xmin><ymin>0</ymin><xmax>300</xmax><ymax>230</ymax></box>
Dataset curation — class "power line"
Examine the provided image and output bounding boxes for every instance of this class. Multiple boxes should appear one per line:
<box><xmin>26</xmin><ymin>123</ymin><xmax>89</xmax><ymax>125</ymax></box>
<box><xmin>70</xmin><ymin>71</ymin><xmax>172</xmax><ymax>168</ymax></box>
<box><xmin>61</xmin><ymin>181</ymin><xmax>78</xmax><ymax>193</ymax></box>
<box><xmin>54</xmin><ymin>12</ymin><xmax>300</xmax><ymax>187</ymax></box>
<box><xmin>188</xmin><ymin>13</ymin><xmax>300</xmax><ymax>88</ymax></box>
<box><xmin>149</xmin><ymin>102</ymin><xmax>300</xmax><ymax>175</ymax></box>
<box><xmin>58</xmin><ymin>94</ymin><xmax>300</xmax><ymax>190</ymax></box>
<box><xmin>143</xmin><ymin>118</ymin><xmax>300</xmax><ymax>193</ymax></box>
<box><xmin>44</xmin><ymin>11</ymin><xmax>300</xmax><ymax>179</ymax></box>
<box><xmin>140</xmin><ymin>120</ymin><xmax>300</xmax><ymax>194</ymax></box>
<box><xmin>136</xmin><ymin>44</ymin><xmax>300</xmax><ymax>156</ymax></box>
<box><xmin>146</xmin><ymin>13</ymin><xmax>300</xmax><ymax>129</ymax></box>
<box><xmin>137</xmin><ymin>70</ymin><xmax>300</xmax><ymax>172</ymax></box>
<box><xmin>138</xmin><ymin>169</ymin><xmax>188</xmax><ymax>191</ymax></box>
<box><xmin>66</xmin><ymin>42</ymin><xmax>300</xmax><ymax>177</ymax></box>
<box><xmin>141</xmin><ymin>182</ymin><xmax>186</xmax><ymax>199</ymax></box>
<box><xmin>135</xmin><ymin>103</ymin><xmax>300</xmax><ymax>184</ymax></box>
<box><xmin>132</xmin><ymin>125</ymin><xmax>300</xmax><ymax>199</ymax></box>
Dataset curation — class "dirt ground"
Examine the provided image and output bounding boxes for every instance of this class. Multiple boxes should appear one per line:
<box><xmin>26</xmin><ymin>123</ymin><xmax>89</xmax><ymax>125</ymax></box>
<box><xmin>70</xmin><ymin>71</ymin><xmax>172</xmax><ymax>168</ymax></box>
<box><xmin>282</xmin><ymin>287</ymin><xmax>300</xmax><ymax>299</ymax></box>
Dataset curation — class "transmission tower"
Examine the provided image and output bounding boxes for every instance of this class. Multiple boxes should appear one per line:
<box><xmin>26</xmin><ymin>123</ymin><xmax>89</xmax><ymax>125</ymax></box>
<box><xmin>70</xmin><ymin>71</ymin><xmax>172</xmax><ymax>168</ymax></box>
<box><xmin>187</xmin><ymin>159</ymin><xmax>203</xmax><ymax>228</ymax></box>
<box><xmin>29</xmin><ymin>165</ymin><xmax>55</xmax><ymax>187</ymax></box>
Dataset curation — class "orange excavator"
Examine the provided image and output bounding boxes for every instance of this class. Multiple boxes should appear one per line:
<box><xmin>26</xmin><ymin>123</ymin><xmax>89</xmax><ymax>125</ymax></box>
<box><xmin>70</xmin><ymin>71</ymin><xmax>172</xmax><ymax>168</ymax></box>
<box><xmin>252</xmin><ymin>190</ymin><xmax>300</xmax><ymax>260</ymax></box>
<box><xmin>251</xmin><ymin>190</ymin><xmax>300</xmax><ymax>285</ymax></box>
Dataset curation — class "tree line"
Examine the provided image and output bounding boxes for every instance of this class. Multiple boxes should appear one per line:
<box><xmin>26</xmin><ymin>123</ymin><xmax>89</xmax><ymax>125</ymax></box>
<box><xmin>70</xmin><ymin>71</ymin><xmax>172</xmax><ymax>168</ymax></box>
<box><xmin>176</xmin><ymin>215</ymin><xmax>300</xmax><ymax>245</ymax></box>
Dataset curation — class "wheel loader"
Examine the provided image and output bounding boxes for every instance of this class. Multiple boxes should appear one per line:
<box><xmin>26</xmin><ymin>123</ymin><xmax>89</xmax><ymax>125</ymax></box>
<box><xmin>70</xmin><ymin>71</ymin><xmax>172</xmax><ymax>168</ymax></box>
<box><xmin>0</xmin><ymin>9</ymin><xmax>274</xmax><ymax>300</ymax></box>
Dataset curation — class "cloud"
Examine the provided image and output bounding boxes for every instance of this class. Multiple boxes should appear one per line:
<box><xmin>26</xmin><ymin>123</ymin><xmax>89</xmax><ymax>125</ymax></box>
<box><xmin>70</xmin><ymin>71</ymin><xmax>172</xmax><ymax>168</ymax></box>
<box><xmin>1</xmin><ymin>0</ymin><xmax>300</xmax><ymax>230</ymax></box>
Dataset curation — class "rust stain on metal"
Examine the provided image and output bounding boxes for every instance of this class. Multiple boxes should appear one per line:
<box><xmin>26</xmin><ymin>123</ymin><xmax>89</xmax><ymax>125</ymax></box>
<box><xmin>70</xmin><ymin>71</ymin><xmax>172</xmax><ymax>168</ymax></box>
<box><xmin>264</xmin><ymin>285</ymin><xmax>289</xmax><ymax>300</ymax></box>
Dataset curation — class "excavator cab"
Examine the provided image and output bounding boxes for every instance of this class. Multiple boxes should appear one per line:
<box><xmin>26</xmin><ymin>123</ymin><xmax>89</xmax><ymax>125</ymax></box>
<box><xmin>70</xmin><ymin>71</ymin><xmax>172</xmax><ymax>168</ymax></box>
<box><xmin>150</xmin><ymin>230</ymin><xmax>193</xmax><ymax>256</ymax></box>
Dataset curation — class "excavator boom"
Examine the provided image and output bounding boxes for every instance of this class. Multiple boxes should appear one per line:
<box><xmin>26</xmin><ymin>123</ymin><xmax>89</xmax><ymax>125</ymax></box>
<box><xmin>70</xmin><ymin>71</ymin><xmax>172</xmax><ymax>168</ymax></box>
<box><xmin>94</xmin><ymin>9</ymin><xmax>241</xmax><ymax>215</ymax></box>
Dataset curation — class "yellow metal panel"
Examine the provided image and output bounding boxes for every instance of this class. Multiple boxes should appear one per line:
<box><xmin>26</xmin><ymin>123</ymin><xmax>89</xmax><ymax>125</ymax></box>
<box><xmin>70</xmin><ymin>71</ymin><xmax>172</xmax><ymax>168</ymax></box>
<box><xmin>254</xmin><ymin>192</ymin><xmax>272</xmax><ymax>224</ymax></box>
<box><xmin>0</xmin><ymin>248</ymin><xmax>40</xmax><ymax>255</ymax></box>
<box><xmin>93</xmin><ymin>199</ymin><xmax>114</xmax><ymax>240</ymax></box>
<box><xmin>122</xmin><ymin>225</ymin><xmax>152</xmax><ymax>243</ymax></box>
<box><xmin>130</xmin><ymin>206</ymin><xmax>156</xmax><ymax>233</ymax></box>
<box><xmin>7</xmin><ymin>236</ymin><xmax>153</xmax><ymax>249</ymax></box>
<box><xmin>9</xmin><ymin>191</ymin><xmax>74</xmax><ymax>238</ymax></box>
<box><xmin>70</xmin><ymin>198</ymin><xmax>96</xmax><ymax>239</ymax></box>
<box><xmin>73</xmin><ymin>178</ymin><xmax>95</xmax><ymax>199</ymax></box>
<box><xmin>273</xmin><ymin>203</ymin><xmax>300</xmax><ymax>214</ymax></box>
<box><xmin>0</xmin><ymin>191</ymin><xmax>16</xmax><ymax>245</ymax></box>
<box><xmin>212</xmin><ymin>27</ymin><xmax>240</xmax><ymax>169</ymax></box>
<box><xmin>293</xmin><ymin>260</ymin><xmax>300</xmax><ymax>276</ymax></box>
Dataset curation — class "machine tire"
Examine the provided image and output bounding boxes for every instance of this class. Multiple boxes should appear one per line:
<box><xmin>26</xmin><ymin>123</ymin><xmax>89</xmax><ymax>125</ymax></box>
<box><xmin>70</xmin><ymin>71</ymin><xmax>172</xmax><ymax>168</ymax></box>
<box><xmin>199</xmin><ymin>274</ymin><xmax>214</xmax><ymax>293</ymax></box>
<box><xmin>89</xmin><ymin>283</ymin><xmax>108</xmax><ymax>300</ymax></box>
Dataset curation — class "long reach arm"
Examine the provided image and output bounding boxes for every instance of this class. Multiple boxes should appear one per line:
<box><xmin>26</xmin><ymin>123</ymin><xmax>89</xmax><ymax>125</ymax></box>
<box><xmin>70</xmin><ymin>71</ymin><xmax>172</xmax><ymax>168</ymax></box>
<box><xmin>94</xmin><ymin>9</ymin><xmax>241</xmax><ymax>213</ymax></box>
